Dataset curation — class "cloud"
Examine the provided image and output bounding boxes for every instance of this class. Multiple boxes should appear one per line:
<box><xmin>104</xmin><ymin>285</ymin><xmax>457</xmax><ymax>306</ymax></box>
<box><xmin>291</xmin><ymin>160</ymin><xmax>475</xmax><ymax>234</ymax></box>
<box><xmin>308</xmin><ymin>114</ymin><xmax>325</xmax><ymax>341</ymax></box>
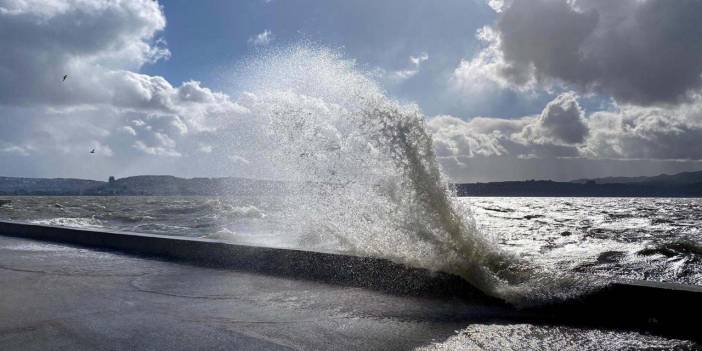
<box><xmin>517</xmin><ymin>92</ymin><xmax>588</xmax><ymax>145</ymax></box>
<box><xmin>248</xmin><ymin>30</ymin><xmax>273</xmax><ymax>46</ymax></box>
<box><xmin>0</xmin><ymin>0</ymin><xmax>248</xmax><ymax>173</ymax></box>
<box><xmin>121</xmin><ymin>126</ymin><xmax>137</xmax><ymax>136</ymax></box>
<box><xmin>0</xmin><ymin>0</ymin><xmax>168</xmax><ymax>106</ymax></box>
<box><xmin>429</xmin><ymin>90</ymin><xmax>702</xmax><ymax>181</ymax></box>
<box><xmin>428</xmin><ymin>115</ymin><xmax>518</xmax><ymax>159</ymax></box>
<box><xmin>0</xmin><ymin>0</ymin><xmax>246</xmax><ymax>118</ymax></box>
<box><xmin>475</xmin><ymin>0</ymin><xmax>702</xmax><ymax>105</ymax></box>
<box><xmin>451</xmin><ymin>26</ymin><xmax>537</xmax><ymax>96</ymax></box>
<box><xmin>444</xmin><ymin>0</ymin><xmax>702</xmax><ymax>179</ymax></box>
<box><xmin>429</xmin><ymin>91</ymin><xmax>702</xmax><ymax>171</ymax></box>
<box><xmin>133</xmin><ymin>140</ymin><xmax>181</xmax><ymax>157</ymax></box>
<box><xmin>428</xmin><ymin>92</ymin><xmax>586</xmax><ymax>163</ymax></box>
<box><xmin>486</xmin><ymin>0</ymin><xmax>506</xmax><ymax>13</ymax></box>
<box><xmin>377</xmin><ymin>52</ymin><xmax>430</xmax><ymax>84</ymax></box>
<box><xmin>0</xmin><ymin>144</ymin><xmax>30</xmax><ymax>156</ymax></box>
<box><xmin>584</xmin><ymin>103</ymin><xmax>702</xmax><ymax>160</ymax></box>
<box><xmin>123</xmin><ymin>115</ymin><xmax>187</xmax><ymax>157</ymax></box>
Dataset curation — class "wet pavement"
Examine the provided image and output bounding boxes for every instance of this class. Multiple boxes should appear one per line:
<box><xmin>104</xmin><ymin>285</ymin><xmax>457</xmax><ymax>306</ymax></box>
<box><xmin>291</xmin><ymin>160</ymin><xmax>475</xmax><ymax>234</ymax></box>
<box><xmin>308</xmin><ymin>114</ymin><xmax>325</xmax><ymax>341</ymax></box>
<box><xmin>0</xmin><ymin>235</ymin><xmax>509</xmax><ymax>350</ymax></box>
<box><xmin>0</xmin><ymin>234</ymin><xmax>698</xmax><ymax>350</ymax></box>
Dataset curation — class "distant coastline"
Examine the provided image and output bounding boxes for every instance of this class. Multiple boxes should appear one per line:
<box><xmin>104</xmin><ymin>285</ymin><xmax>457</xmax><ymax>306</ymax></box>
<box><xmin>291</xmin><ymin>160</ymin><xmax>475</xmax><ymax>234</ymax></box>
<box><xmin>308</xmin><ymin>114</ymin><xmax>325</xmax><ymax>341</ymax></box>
<box><xmin>455</xmin><ymin>171</ymin><xmax>702</xmax><ymax>197</ymax></box>
<box><xmin>1</xmin><ymin>171</ymin><xmax>702</xmax><ymax>197</ymax></box>
<box><xmin>0</xmin><ymin>175</ymin><xmax>286</xmax><ymax>196</ymax></box>
<box><xmin>455</xmin><ymin>180</ymin><xmax>702</xmax><ymax>197</ymax></box>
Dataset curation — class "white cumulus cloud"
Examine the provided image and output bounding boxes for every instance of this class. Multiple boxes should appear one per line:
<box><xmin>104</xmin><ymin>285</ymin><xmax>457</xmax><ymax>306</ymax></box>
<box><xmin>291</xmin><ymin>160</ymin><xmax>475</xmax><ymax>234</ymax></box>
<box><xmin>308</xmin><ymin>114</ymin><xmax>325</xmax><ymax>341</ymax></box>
<box><xmin>0</xmin><ymin>0</ymin><xmax>248</xmax><ymax>176</ymax></box>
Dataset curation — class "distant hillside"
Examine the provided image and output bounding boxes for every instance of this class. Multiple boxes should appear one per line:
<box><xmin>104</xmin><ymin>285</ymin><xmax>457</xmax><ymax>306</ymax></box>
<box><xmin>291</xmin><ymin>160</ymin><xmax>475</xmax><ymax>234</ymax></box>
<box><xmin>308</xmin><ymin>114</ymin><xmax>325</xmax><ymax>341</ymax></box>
<box><xmin>0</xmin><ymin>177</ymin><xmax>105</xmax><ymax>195</ymax></box>
<box><xmin>455</xmin><ymin>180</ymin><xmax>702</xmax><ymax>197</ymax></box>
<box><xmin>571</xmin><ymin>171</ymin><xmax>702</xmax><ymax>185</ymax></box>
<box><xmin>0</xmin><ymin>176</ymin><xmax>286</xmax><ymax>196</ymax></box>
<box><xmin>456</xmin><ymin>170</ymin><xmax>702</xmax><ymax>197</ymax></box>
<box><xmin>4</xmin><ymin>170</ymin><xmax>702</xmax><ymax>197</ymax></box>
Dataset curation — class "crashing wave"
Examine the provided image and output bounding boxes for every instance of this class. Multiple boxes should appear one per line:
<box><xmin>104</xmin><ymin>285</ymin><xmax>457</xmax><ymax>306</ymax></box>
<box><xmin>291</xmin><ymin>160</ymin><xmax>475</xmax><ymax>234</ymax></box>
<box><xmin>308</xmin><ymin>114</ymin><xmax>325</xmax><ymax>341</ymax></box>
<box><xmin>228</xmin><ymin>45</ymin><xmax>600</xmax><ymax>305</ymax></box>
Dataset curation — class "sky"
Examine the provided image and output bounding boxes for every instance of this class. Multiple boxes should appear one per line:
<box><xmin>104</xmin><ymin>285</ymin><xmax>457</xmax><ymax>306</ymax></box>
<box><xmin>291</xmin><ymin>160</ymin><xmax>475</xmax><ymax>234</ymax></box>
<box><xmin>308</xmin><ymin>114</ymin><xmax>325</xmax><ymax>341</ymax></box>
<box><xmin>2</xmin><ymin>0</ymin><xmax>702</xmax><ymax>182</ymax></box>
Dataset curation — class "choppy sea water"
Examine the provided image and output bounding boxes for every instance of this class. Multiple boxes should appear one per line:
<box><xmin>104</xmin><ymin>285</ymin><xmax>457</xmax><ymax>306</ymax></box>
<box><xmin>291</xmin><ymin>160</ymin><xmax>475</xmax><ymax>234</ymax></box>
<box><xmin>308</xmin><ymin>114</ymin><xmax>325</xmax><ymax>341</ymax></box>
<box><xmin>1</xmin><ymin>196</ymin><xmax>700</xmax><ymax>288</ymax></box>
<box><xmin>417</xmin><ymin>323</ymin><xmax>696</xmax><ymax>351</ymax></box>
<box><xmin>0</xmin><ymin>196</ymin><xmax>286</xmax><ymax>248</ymax></box>
<box><xmin>470</xmin><ymin>197</ymin><xmax>702</xmax><ymax>286</ymax></box>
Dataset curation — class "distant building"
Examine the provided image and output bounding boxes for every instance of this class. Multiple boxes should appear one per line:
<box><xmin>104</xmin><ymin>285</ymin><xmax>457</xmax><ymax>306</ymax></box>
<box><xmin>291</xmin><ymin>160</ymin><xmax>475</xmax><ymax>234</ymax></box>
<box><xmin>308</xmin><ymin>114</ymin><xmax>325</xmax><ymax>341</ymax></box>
<box><xmin>108</xmin><ymin>176</ymin><xmax>115</xmax><ymax>184</ymax></box>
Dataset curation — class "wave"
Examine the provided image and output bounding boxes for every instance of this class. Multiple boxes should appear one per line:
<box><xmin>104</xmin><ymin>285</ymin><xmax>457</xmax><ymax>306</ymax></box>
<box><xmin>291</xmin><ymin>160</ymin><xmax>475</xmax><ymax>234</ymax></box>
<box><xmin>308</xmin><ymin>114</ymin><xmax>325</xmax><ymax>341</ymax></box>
<box><xmin>153</xmin><ymin>200</ymin><xmax>266</xmax><ymax>219</ymax></box>
<box><xmin>130</xmin><ymin>223</ymin><xmax>193</xmax><ymax>234</ymax></box>
<box><xmin>638</xmin><ymin>240</ymin><xmax>702</xmax><ymax>258</ymax></box>
<box><xmin>156</xmin><ymin>203</ymin><xmax>214</xmax><ymax>215</ymax></box>
<box><xmin>218</xmin><ymin>204</ymin><xmax>266</xmax><ymax>219</ymax></box>
<box><xmin>234</xmin><ymin>45</ymin><xmax>598</xmax><ymax>305</ymax></box>
<box><xmin>30</xmin><ymin>217</ymin><xmax>104</xmax><ymax>230</ymax></box>
<box><xmin>97</xmin><ymin>214</ymin><xmax>155</xmax><ymax>223</ymax></box>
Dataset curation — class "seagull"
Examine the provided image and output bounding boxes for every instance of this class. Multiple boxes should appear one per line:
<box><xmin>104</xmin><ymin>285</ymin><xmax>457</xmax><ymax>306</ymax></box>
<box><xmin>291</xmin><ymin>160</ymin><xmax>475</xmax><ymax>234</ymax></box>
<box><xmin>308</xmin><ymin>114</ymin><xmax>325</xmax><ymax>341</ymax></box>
<box><xmin>90</xmin><ymin>148</ymin><xmax>95</xmax><ymax>154</ymax></box>
<box><xmin>62</xmin><ymin>75</ymin><xmax>68</xmax><ymax>82</ymax></box>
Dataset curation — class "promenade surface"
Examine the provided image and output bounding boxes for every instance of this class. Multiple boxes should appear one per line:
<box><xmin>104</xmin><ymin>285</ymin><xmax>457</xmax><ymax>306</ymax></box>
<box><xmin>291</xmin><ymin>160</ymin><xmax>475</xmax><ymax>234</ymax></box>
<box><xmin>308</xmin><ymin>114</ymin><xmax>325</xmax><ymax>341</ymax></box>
<box><xmin>0</xmin><ymin>233</ymin><xmax>698</xmax><ymax>350</ymax></box>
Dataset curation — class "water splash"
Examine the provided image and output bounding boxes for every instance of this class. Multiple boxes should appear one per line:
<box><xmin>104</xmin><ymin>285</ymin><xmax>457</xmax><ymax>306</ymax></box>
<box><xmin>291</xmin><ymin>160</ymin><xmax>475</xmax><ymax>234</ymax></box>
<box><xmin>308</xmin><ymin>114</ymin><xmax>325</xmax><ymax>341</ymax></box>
<box><xmin>235</xmin><ymin>46</ymin><xmax>598</xmax><ymax>305</ymax></box>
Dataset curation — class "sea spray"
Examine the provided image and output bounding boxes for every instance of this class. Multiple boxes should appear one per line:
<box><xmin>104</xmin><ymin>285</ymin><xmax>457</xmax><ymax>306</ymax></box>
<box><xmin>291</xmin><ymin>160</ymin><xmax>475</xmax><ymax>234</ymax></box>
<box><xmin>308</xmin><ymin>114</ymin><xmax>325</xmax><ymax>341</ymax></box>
<box><xmin>235</xmin><ymin>46</ymin><xmax>599</xmax><ymax>305</ymax></box>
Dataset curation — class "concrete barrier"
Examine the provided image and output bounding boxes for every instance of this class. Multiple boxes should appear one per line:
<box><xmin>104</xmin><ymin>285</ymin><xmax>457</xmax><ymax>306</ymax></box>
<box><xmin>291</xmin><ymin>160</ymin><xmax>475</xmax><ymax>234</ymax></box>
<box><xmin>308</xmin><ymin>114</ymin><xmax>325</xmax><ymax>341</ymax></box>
<box><xmin>0</xmin><ymin>220</ymin><xmax>489</xmax><ymax>300</ymax></box>
<box><xmin>0</xmin><ymin>220</ymin><xmax>700</xmax><ymax>342</ymax></box>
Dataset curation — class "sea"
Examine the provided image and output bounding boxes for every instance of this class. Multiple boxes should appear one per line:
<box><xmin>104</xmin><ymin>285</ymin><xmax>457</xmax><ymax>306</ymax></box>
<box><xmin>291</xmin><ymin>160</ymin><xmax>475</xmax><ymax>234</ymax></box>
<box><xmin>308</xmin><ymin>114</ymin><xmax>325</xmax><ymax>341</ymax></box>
<box><xmin>1</xmin><ymin>196</ymin><xmax>700</xmax><ymax>290</ymax></box>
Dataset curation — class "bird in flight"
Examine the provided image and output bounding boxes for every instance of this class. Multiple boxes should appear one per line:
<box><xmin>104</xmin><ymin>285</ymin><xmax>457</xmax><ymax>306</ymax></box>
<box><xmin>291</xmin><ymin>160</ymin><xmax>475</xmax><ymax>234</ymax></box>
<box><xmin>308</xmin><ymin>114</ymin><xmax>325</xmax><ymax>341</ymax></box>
<box><xmin>89</xmin><ymin>148</ymin><xmax>95</xmax><ymax>154</ymax></box>
<box><xmin>62</xmin><ymin>75</ymin><xmax>68</xmax><ymax>82</ymax></box>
